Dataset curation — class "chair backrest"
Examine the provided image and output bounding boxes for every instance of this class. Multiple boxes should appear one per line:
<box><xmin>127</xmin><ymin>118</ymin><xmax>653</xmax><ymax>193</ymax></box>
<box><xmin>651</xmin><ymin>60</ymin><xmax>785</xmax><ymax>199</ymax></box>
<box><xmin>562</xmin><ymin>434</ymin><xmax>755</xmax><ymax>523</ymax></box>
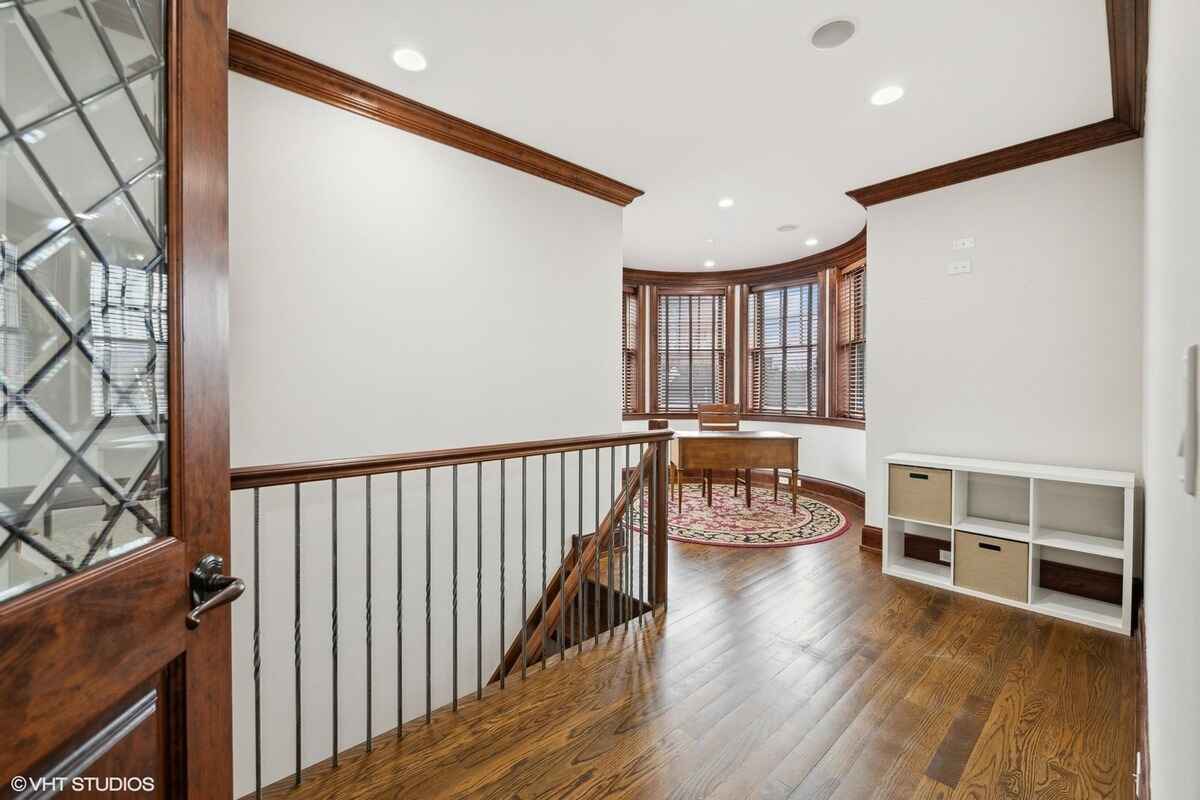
<box><xmin>697</xmin><ymin>403</ymin><xmax>741</xmax><ymax>432</ymax></box>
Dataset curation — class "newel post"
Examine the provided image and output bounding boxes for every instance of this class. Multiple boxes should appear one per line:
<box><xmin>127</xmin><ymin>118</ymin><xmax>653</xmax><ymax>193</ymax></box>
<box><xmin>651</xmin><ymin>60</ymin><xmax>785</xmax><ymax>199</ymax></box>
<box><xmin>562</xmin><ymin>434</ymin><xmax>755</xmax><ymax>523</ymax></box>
<box><xmin>653</xmin><ymin>435</ymin><xmax>671</xmax><ymax>606</ymax></box>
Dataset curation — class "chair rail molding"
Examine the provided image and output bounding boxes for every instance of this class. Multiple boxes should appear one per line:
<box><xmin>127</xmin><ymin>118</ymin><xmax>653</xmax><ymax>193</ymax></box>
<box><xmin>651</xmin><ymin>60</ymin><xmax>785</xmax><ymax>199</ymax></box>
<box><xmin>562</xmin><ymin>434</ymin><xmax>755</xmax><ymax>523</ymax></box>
<box><xmin>227</xmin><ymin>31</ymin><xmax>644</xmax><ymax>207</ymax></box>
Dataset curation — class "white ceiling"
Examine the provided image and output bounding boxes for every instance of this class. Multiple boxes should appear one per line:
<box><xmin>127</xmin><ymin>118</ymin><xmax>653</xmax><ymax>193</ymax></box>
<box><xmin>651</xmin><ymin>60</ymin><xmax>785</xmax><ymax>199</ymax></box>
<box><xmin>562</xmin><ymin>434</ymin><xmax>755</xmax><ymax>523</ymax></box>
<box><xmin>229</xmin><ymin>1</ymin><xmax>1113</xmax><ymax>271</ymax></box>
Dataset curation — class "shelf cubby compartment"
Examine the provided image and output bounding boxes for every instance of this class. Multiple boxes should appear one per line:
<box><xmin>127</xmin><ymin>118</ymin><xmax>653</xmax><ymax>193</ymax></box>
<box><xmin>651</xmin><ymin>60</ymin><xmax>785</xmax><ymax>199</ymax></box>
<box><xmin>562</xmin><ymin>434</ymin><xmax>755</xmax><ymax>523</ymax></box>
<box><xmin>1032</xmin><ymin>479</ymin><xmax>1127</xmax><ymax>559</ymax></box>
<box><xmin>952</xmin><ymin>471</ymin><xmax>1031</xmax><ymax>542</ymax></box>
<box><xmin>1031</xmin><ymin>588</ymin><xmax>1123</xmax><ymax>632</ymax></box>
<box><xmin>883</xmin><ymin>517</ymin><xmax>951</xmax><ymax>587</ymax></box>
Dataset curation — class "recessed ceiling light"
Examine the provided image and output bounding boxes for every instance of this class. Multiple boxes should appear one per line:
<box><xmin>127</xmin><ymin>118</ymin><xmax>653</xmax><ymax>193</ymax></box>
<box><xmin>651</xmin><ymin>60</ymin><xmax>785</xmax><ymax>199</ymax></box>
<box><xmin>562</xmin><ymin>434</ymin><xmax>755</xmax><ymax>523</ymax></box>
<box><xmin>811</xmin><ymin>19</ymin><xmax>856</xmax><ymax>50</ymax></box>
<box><xmin>777</xmin><ymin>224</ymin><xmax>798</xmax><ymax>233</ymax></box>
<box><xmin>392</xmin><ymin>48</ymin><xmax>428</xmax><ymax>72</ymax></box>
<box><xmin>870</xmin><ymin>85</ymin><xmax>905</xmax><ymax>106</ymax></box>
<box><xmin>805</xmin><ymin>237</ymin><xmax>819</xmax><ymax>247</ymax></box>
<box><xmin>717</xmin><ymin>197</ymin><xmax>735</xmax><ymax>209</ymax></box>
<box><xmin>703</xmin><ymin>259</ymin><xmax>717</xmax><ymax>268</ymax></box>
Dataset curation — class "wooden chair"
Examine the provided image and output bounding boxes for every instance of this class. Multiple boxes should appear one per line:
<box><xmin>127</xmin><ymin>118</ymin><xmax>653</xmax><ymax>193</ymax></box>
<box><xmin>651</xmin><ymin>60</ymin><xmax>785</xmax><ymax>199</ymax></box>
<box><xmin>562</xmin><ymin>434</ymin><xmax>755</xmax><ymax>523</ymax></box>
<box><xmin>670</xmin><ymin>403</ymin><xmax>750</xmax><ymax>504</ymax></box>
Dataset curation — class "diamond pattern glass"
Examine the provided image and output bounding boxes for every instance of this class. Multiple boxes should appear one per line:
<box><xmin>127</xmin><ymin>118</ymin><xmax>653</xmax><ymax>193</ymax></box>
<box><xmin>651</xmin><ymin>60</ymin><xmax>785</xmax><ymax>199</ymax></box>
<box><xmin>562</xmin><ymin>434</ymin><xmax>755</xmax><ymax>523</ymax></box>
<box><xmin>0</xmin><ymin>0</ymin><xmax>166</xmax><ymax>602</ymax></box>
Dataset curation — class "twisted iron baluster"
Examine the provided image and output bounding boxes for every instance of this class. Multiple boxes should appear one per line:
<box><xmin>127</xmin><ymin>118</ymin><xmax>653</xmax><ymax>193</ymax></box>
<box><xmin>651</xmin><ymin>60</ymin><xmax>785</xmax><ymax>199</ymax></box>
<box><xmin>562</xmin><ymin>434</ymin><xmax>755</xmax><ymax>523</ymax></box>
<box><xmin>365</xmin><ymin>475</ymin><xmax>372</xmax><ymax>751</ymax></box>
<box><xmin>294</xmin><ymin>484</ymin><xmax>302</xmax><ymax>785</ymax></box>
<box><xmin>330</xmin><ymin>479</ymin><xmax>339</xmax><ymax>765</ymax></box>
<box><xmin>396</xmin><ymin>473</ymin><xmax>403</xmax><ymax>739</ymax></box>
<box><xmin>425</xmin><ymin>468</ymin><xmax>432</xmax><ymax>723</ymax></box>
<box><xmin>253</xmin><ymin>488</ymin><xmax>262</xmax><ymax>799</ymax></box>
<box><xmin>452</xmin><ymin>464</ymin><xmax>458</xmax><ymax>711</ymax></box>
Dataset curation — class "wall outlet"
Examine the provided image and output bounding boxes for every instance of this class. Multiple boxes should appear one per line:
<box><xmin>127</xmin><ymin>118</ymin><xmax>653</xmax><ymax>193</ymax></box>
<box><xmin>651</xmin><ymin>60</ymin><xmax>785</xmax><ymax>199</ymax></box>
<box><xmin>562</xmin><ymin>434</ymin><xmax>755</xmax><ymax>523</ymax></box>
<box><xmin>952</xmin><ymin>237</ymin><xmax>975</xmax><ymax>250</ymax></box>
<box><xmin>947</xmin><ymin>259</ymin><xmax>972</xmax><ymax>276</ymax></box>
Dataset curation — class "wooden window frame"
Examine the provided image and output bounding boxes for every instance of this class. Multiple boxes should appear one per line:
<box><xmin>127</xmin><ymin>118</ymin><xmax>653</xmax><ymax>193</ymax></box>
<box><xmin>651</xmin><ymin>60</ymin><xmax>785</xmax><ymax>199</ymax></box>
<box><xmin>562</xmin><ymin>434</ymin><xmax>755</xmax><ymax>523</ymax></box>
<box><xmin>621</xmin><ymin>285</ymin><xmax>644</xmax><ymax>413</ymax></box>
<box><xmin>740</xmin><ymin>271</ymin><xmax>827</xmax><ymax>420</ymax></box>
<box><xmin>648</xmin><ymin>285</ymin><xmax>735</xmax><ymax>414</ymax></box>
<box><xmin>831</xmin><ymin>258</ymin><xmax>867</xmax><ymax>421</ymax></box>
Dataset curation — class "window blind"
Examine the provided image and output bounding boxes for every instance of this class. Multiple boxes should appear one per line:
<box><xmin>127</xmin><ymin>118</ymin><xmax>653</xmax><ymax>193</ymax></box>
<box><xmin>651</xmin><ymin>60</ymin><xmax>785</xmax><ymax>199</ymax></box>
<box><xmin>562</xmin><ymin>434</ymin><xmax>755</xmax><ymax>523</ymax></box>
<box><xmin>89</xmin><ymin>262</ymin><xmax>168</xmax><ymax>417</ymax></box>
<box><xmin>747</xmin><ymin>282</ymin><xmax>819</xmax><ymax>415</ymax></box>
<box><xmin>621</xmin><ymin>289</ymin><xmax>639</xmax><ymax>413</ymax></box>
<box><xmin>837</xmin><ymin>266</ymin><xmax>866</xmax><ymax>419</ymax></box>
<box><xmin>655</xmin><ymin>293</ymin><xmax>726</xmax><ymax>412</ymax></box>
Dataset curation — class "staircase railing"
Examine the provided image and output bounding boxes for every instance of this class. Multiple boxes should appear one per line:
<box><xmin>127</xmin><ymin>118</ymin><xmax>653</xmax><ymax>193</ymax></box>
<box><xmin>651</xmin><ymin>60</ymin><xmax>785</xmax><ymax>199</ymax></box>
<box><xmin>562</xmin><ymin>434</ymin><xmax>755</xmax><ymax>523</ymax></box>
<box><xmin>228</xmin><ymin>429</ymin><xmax>672</xmax><ymax>799</ymax></box>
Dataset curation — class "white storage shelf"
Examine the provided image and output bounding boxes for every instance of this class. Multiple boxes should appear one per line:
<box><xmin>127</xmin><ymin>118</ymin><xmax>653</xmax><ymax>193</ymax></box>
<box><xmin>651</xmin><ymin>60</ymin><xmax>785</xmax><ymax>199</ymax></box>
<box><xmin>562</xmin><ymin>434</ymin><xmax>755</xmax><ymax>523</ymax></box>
<box><xmin>883</xmin><ymin>452</ymin><xmax>1135</xmax><ymax>635</ymax></box>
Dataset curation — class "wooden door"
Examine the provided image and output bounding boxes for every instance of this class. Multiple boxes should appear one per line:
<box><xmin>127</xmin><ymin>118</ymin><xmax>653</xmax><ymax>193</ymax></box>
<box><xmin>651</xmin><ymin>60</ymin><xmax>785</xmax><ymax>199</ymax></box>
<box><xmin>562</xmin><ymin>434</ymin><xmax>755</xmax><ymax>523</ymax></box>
<box><xmin>0</xmin><ymin>1</ymin><xmax>230</xmax><ymax>797</ymax></box>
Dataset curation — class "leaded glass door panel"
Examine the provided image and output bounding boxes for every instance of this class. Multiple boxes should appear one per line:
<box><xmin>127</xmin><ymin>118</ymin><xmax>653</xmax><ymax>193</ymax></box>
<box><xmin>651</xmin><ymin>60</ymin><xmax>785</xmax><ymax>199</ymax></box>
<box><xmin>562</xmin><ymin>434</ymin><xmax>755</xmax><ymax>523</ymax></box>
<box><xmin>0</xmin><ymin>0</ymin><xmax>231</xmax><ymax>795</ymax></box>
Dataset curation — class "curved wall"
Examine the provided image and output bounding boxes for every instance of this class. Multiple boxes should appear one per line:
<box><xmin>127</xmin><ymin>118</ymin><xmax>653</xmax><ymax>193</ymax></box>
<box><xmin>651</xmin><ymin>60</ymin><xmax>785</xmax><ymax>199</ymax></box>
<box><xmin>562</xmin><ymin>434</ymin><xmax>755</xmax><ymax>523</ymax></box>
<box><xmin>621</xmin><ymin>418</ymin><xmax>866</xmax><ymax>492</ymax></box>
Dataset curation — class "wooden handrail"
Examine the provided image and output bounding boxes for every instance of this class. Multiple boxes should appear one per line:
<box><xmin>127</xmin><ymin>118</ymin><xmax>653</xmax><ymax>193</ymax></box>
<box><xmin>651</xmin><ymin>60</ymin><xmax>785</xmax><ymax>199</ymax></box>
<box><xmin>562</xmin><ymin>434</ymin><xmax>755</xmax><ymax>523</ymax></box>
<box><xmin>229</xmin><ymin>430</ymin><xmax>674</xmax><ymax>490</ymax></box>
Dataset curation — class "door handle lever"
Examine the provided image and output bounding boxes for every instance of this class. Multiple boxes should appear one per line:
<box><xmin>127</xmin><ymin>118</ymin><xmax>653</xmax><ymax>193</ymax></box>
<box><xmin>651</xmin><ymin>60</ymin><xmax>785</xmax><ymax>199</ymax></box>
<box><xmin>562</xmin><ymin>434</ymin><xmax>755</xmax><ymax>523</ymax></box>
<box><xmin>187</xmin><ymin>554</ymin><xmax>245</xmax><ymax>629</ymax></box>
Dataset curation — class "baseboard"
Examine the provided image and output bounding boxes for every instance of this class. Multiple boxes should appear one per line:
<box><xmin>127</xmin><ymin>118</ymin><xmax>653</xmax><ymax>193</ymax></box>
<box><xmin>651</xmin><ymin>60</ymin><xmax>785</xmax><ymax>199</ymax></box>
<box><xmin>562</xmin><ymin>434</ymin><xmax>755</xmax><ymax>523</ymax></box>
<box><xmin>676</xmin><ymin>468</ymin><xmax>864</xmax><ymax>508</ymax></box>
<box><xmin>860</xmin><ymin>525</ymin><xmax>882</xmax><ymax>553</ymax></box>
<box><xmin>1137</xmin><ymin>600</ymin><xmax>1150</xmax><ymax>798</ymax></box>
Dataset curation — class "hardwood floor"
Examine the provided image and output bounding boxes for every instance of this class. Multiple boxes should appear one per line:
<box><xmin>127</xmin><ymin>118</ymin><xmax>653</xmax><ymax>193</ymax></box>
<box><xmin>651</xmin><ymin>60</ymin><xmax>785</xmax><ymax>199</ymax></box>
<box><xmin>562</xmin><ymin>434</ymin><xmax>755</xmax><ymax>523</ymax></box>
<box><xmin>258</xmin><ymin>492</ymin><xmax>1138</xmax><ymax>800</ymax></box>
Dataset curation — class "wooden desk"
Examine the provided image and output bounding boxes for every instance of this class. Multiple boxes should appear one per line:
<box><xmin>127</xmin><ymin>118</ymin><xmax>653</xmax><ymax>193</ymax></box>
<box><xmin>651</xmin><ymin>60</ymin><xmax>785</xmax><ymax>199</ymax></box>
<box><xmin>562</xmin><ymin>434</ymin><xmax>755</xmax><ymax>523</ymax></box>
<box><xmin>674</xmin><ymin>431</ymin><xmax>799</xmax><ymax>513</ymax></box>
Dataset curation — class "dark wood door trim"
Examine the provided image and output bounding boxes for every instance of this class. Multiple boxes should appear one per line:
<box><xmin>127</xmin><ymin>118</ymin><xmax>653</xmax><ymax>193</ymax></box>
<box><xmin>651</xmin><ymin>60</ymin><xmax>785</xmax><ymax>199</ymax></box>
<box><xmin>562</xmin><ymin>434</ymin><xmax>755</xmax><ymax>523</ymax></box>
<box><xmin>170</xmin><ymin>1</ymin><xmax>233</xmax><ymax>797</ymax></box>
<box><xmin>846</xmin><ymin>2</ymin><xmax>1148</xmax><ymax>207</ymax></box>
<box><xmin>227</xmin><ymin>31</ymin><xmax>643</xmax><ymax>207</ymax></box>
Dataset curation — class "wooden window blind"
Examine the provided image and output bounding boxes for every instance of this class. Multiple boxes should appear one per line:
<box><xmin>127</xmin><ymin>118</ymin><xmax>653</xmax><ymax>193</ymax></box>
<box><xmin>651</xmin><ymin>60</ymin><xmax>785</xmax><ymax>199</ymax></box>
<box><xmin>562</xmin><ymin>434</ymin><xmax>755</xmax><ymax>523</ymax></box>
<box><xmin>621</xmin><ymin>288</ymin><xmax>640</xmax><ymax>413</ymax></box>
<box><xmin>836</xmin><ymin>264</ymin><xmax>866</xmax><ymax>419</ymax></box>
<box><xmin>655</xmin><ymin>293</ymin><xmax>726</xmax><ymax>412</ymax></box>
<box><xmin>747</xmin><ymin>281</ymin><xmax>820</xmax><ymax>415</ymax></box>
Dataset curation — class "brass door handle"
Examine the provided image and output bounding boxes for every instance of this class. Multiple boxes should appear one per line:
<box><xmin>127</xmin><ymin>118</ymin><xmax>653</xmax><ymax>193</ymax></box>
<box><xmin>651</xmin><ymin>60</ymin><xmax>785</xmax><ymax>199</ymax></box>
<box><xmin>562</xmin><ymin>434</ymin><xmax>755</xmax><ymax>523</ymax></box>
<box><xmin>187</xmin><ymin>554</ymin><xmax>245</xmax><ymax>629</ymax></box>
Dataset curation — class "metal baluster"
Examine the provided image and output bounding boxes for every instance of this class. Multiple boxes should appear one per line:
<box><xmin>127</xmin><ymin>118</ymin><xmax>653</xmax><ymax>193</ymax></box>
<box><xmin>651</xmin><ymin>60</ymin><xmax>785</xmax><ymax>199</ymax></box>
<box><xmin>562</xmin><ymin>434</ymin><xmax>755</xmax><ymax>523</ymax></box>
<box><xmin>294</xmin><ymin>484</ymin><xmax>302</xmax><ymax>785</ymax></box>
<box><xmin>624</xmin><ymin>446</ymin><xmax>630</xmax><ymax>629</ymax></box>
<box><xmin>559</xmin><ymin>453</ymin><xmax>566</xmax><ymax>662</ymax></box>
<box><xmin>253</xmin><ymin>488</ymin><xmax>262</xmax><ymax>799</ymax></box>
<box><xmin>499</xmin><ymin>460</ymin><xmax>506</xmax><ymax>689</ymax></box>
<box><xmin>519</xmin><ymin>457</ymin><xmax>528</xmax><ymax>679</ymax></box>
<box><xmin>594</xmin><ymin>448</ymin><xmax>600</xmax><ymax>644</ymax></box>
<box><xmin>650</xmin><ymin>446</ymin><xmax>657</xmax><ymax>608</ymax></box>
<box><xmin>425</xmin><ymin>468</ymin><xmax>432</xmax><ymax>723</ymax></box>
<box><xmin>331</xmin><ymin>479</ymin><xmax>339</xmax><ymax>765</ymax></box>
<box><xmin>609</xmin><ymin>448</ymin><xmax>615</xmax><ymax>639</ymax></box>
<box><xmin>576</xmin><ymin>450</ymin><xmax>583</xmax><ymax>655</ymax></box>
<box><xmin>638</xmin><ymin>444</ymin><xmax>645</xmax><ymax>625</ymax></box>
<box><xmin>477</xmin><ymin>463</ymin><xmax>483</xmax><ymax>700</ymax></box>
<box><xmin>403</xmin><ymin>472</ymin><xmax>408</xmax><ymax>743</ymax></box>
<box><xmin>541</xmin><ymin>454</ymin><xmax>547</xmax><ymax>670</ymax></box>
<box><xmin>452</xmin><ymin>465</ymin><xmax>459</xmax><ymax>712</ymax></box>
<box><xmin>365</xmin><ymin>475</ymin><xmax>373</xmax><ymax>752</ymax></box>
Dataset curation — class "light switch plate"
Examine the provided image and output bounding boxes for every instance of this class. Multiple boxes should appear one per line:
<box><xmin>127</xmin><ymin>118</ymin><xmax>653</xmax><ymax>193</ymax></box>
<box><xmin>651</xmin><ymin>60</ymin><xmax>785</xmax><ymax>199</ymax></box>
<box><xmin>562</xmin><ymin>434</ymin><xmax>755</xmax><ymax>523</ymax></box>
<box><xmin>952</xmin><ymin>237</ymin><xmax>975</xmax><ymax>250</ymax></box>
<box><xmin>947</xmin><ymin>259</ymin><xmax>972</xmax><ymax>275</ymax></box>
<box><xmin>939</xmin><ymin>549</ymin><xmax>952</xmax><ymax>563</ymax></box>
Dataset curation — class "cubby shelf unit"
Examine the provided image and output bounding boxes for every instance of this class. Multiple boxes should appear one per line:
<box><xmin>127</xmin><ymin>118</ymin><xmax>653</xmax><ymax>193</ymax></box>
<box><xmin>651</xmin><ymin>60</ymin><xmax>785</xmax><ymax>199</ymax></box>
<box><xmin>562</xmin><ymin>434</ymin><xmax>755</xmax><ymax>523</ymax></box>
<box><xmin>883</xmin><ymin>452</ymin><xmax>1136</xmax><ymax>635</ymax></box>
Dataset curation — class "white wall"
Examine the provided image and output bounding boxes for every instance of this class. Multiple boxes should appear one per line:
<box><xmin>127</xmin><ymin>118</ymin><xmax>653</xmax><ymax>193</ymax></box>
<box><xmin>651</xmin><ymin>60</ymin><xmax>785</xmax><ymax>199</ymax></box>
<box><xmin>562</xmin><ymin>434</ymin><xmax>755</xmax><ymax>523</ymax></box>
<box><xmin>864</xmin><ymin>142</ymin><xmax>1144</xmax><ymax>543</ymax></box>
<box><xmin>1142</xmin><ymin>0</ymin><xmax>1200</xmax><ymax>793</ymax></box>
<box><xmin>622</xmin><ymin>418</ymin><xmax>866</xmax><ymax>492</ymax></box>
<box><xmin>227</xmin><ymin>73</ymin><xmax>623</xmax><ymax>796</ymax></box>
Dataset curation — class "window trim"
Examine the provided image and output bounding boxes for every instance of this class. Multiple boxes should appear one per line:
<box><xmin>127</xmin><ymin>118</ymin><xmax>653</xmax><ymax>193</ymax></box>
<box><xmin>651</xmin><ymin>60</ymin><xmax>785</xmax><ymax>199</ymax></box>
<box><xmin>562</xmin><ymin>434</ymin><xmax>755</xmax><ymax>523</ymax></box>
<box><xmin>739</xmin><ymin>271</ymin><xmax>827</xmax><ymax>419</ymax></box>
<box><xmin>624</xmin><ymin>227</ymin><xmax>865</xmax><ymax>428</ymax></box>
<box><xmin>647</xmin><ymin>284</ymin><xmax>735</xmax><ymax>413</ymax></box>
<box><xmin>621</xmin><ymin>285</ymin><xmax>644</xmax><ymax>413</ymax></box>
<box><xmin>831</xmin><ymin>258</ymin><xmax>867</xmax><ymax>421</ymax></box>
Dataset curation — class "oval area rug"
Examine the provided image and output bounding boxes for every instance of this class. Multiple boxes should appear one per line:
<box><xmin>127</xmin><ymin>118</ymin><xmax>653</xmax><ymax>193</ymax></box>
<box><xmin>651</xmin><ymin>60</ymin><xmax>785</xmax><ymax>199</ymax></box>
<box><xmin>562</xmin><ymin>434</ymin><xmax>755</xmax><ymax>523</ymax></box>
<box><xmin>668</xmin><ymin>484</ymin><xmax>849</xmax><ymax>548</ymax></box>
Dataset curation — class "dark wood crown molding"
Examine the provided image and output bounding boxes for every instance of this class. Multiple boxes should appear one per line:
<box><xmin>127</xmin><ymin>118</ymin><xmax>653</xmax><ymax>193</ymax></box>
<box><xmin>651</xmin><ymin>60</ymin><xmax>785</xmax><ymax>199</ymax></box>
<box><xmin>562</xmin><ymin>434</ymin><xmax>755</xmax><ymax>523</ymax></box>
<box><xmin>846</xmin><ymin>0</ymin><xmax>1148</xmax><ymax>208</ymax></box>
<box><xmin>227</xmin><ymin>30</ymin><xmax>644</xmax><ymax>207</ymax></box>
<box><xmin>623</xmin><ymin>227</ymin><xmax>865</xmax><ymax>287</ymax></box>
<box><xmin>846</xmin><ymin>118</ymin><xmax>1138</xmax><ymax>207</ymax></box>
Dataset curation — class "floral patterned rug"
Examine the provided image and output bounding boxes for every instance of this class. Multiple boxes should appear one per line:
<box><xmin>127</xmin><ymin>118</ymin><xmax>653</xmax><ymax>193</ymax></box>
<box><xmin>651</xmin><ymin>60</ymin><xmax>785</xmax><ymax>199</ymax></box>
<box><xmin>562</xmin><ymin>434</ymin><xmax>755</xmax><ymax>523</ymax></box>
<box><xmin>667</xmin><ymin>484</ymin><xmax>849</xmax><ymax>548</ymax></box>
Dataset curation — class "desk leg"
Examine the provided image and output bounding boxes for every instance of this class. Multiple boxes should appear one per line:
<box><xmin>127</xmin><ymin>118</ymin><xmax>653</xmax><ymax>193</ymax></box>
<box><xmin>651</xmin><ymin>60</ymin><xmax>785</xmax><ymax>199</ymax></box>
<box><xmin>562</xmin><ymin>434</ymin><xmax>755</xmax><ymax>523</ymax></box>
<box><xmin>706</xmin><ymin>470</ymin><xmax>713</xmax><ymax>507</ymax></box>
<box><xmin>773</xmin><ymin>469</ymin><xmax>779</xmax><ymax>501</ymax></box>
<box><xmin>791</xmin><ymin>467</ymin><xmax>797</xmax><ymax>514</ymax></box>
<box><xmin>745</xmin><ymin>470</ymin><xmax>751</xmax><ymax>509</ymax></box>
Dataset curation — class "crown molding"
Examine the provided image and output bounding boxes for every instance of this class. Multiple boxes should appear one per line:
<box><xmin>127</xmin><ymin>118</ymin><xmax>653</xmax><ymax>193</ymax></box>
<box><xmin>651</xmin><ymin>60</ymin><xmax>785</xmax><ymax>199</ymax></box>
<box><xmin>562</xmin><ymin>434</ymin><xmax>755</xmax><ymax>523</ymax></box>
<box><xmin>228</xmin><ymin>30</ymin><xmax>644</xmax><ymax>207</ymax></box>
<box><xmin>846</xmin><ymin>118</ymin><xmax>1138</xmax><ymax>208</ymax></box>
<box><xmin>623</xmin><ymin>227</ymin><xmax>866</xmax><ymax>287</ymax></box>
<box><xmin>846</xmin><ymin>0</ymin><xmax>1148</xmax><ymax>208</ymax></box>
